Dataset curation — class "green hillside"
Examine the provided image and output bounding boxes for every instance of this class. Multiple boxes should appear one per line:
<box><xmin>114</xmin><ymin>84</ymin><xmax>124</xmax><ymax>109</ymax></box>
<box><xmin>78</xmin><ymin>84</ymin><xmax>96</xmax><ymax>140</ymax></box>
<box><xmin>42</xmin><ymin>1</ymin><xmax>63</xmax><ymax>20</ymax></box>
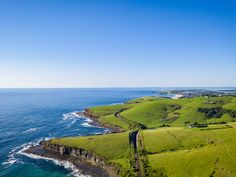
<box><xmin>51</xmin><ymin>131</ymin><xmax>134</xmax><ymax>176</ymax></box>
<box><xmin>51</xmin><ymin>123</ymin><xmax>236</xmax><ymax>177</ymax></box>
<box><xmin>50</xmin><ymin>96</ymin><xmax>236</xmax><ymax>177</ymax></box>
<box><xmin>87</xmin><ymin>96</ymin><xmax>236</xmax><ymax>130</ymax></box>
<box><xmin>144</xmin><ymin>123</ymin><xmax>236</xmax><ymax>177</ymax></box>
<box><xmin>51</xmin><ymin>132</ymin><xmax>130</xmax><ymax>160</ymax></box>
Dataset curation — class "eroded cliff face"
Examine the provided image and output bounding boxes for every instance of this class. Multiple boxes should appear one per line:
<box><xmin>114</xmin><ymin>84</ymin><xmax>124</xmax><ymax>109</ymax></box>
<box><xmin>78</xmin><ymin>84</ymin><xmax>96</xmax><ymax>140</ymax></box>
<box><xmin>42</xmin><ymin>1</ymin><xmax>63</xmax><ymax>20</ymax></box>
<box><xmin>38</xmin><ymin>141</ymin><xmax>122</xmax><ymax>177</ymax></box>
<box><xmin>40</xmin><ymin>140</ymin><xmax>105</xmax><ymax>165</ymax></box>
<box><xmin>84</xmin><ymin>108</ymin><xmax>98</xmax><ymax>119</ymax></box>
<box><xmin>82</xmin><ymin>109</ymin><xmax>123</xmax><ymax>133</ymax></box>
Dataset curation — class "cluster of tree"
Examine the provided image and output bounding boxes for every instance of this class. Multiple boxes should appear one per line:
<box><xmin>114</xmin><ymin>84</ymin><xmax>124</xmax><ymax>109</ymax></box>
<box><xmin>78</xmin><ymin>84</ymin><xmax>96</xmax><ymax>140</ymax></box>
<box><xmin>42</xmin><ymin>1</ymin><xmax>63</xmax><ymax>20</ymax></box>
<box><xmin>169</xmin><ymin>104</ymin><xmax>181</xmax><ymax>111</ymax></box>
<box><xmin>198</xmin><ymin>107</ymin><xmax>224</xmax><ymax>118</ymax></box>
<box><xmin>228</xmin><ymin>110</ymin><xmax>236</xmax><ymax>118</ymax></box>
<box><xmin>160</xmin><ymin>124</ymin><xmax>170</xmax><ymax>127</ymax></box>
<box><xmin>198</xmin><ymin>107</ymin><xmax>236</xmax><ymax>119</ymax></box>
<box><xmin>189</xmin><ymin>122</ymin><xmax>208</xmax><ymax>128</ymax></box>
<box><xmin>208</xmin><ymin>121</ymin><xmax>226</xmax><ymax>125</ymax></box>
<box><xmin>203</xmin><ymin>100</ymin><xmax>224</xmax><ymax>105</ymax></box>
<box><xmin>162</xmin><ymin>104</ymin><xmax>181</xmax><ymax>120</ymax></box>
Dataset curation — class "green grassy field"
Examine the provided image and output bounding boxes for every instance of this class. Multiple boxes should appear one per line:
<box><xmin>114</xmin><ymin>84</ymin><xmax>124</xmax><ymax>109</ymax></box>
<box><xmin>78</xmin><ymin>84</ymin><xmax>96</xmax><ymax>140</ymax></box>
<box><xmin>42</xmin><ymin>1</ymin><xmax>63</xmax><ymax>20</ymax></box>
<box><xmin>51</xmin><ymin>131</ymin><xmax>135</xmax><ymax>176</ymax></box>
<box><xmin>144</xmin><ymin>123</ymin><xmax>236</xmax><ymax>177</ymax></box>
<box><xmin>52</xmin><ymin>123</ymin><xmax>236</xmax><ymax>177</ymax></box>
<box><xmin>99</xmin><ymin>114</ymin><xmax>131</xmax><ymax>131</ymax></box>
<box><xmin>51</xmin><ymin>132</ymin><xmax>130</xmax><ymax>160</ymax></box>
<box><xmin>87</xmin><ymin>96</ymin><xmax>236</xmax><ymax>130</ymax></box>
<box><xmin>50</xmin><ymin>96</ymin><xmax>236</xmax><ymax>177</ymax></box>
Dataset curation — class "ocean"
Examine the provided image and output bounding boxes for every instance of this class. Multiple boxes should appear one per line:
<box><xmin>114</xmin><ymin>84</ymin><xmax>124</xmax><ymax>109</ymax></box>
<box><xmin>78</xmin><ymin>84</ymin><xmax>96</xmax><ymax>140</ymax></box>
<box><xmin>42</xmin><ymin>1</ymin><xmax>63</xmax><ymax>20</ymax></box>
<box><xmin>0</xmin><ymin>88</ymin><xmax>160</xmax><ymax>177</ymax></box>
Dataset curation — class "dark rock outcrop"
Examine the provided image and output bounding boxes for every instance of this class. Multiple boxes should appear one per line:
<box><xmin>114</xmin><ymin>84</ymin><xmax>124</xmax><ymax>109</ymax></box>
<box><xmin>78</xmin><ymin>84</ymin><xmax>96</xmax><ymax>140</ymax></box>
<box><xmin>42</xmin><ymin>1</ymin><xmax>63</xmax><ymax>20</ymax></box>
<box><xmin>40</xmin><ymin>140</ymin><xmax>105</xmax><ymax>165</ymax></box>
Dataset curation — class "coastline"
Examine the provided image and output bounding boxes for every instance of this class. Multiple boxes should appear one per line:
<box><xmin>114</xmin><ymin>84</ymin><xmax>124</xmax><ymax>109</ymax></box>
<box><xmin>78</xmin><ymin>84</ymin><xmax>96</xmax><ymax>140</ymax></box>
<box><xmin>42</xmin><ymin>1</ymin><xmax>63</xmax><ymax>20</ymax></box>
<box><xmin>6</xmin><ymin>92</ymin><xmax>236</xmax><ymax>177</ymax></box>
<box><xmin>76</xmin><ymin>110</ymin><xmax>123</xmax><ymax>133</ymax></box>
<box><xmin>23</xmin><ymin>109</ymin><xmax>120</xmax><ymax>177</ymax></box>
<box><xmin>24</xmin><ymin>142</ymin><xmax>117</xmax><ymax>177</ymax></box>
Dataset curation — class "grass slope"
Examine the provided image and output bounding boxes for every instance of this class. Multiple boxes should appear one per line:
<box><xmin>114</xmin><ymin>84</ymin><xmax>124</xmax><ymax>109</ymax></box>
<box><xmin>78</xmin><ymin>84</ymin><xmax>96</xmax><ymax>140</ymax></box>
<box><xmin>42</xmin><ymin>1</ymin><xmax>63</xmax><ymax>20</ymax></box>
<box><xmin>51</xmin><ymin>96</ymin><xmax>236</xmax><ymax>177</ymax></box>
<box><xmin>52</xmin><ymin>123</ymin><xmax>236</xmax><ymax>177</ymax></box>
<box><xmin>51</xmin><ymin>132</ymin><xmax>130</xmax><ymax>160</ymax></box>
<box><xmin>144</xmin><ymin>123</ymin><xmax>236</xmax><ymax>177</ymax></box>
<box><xmin>87</xmin><ymin>96</ymin><xmax>236</xmax><ymax>130</ymax></box>
<box><xmin>51</xmin><ymin>132</ymin><xmax>133</xmax><ymax>176</ymax></box>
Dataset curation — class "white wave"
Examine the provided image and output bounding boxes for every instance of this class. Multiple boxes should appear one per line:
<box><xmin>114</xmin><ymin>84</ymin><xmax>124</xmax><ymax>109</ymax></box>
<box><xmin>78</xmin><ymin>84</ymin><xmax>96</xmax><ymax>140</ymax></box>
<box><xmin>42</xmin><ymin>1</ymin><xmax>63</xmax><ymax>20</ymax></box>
<box><xmin>62</xmin><ymin>112</ymin><xmax>82</xmax><ymax>128</ymax></box>
<box><xmin>62</xmin><ymin>111</ymin><xmax>82</xmax><ymax>120</ymax></box>
<box><xmin>0</xmin><ymin>142</ymin><xmax>28</xmax><ymax>166</ymax></box>
<box><xmin>62</xmin><ymin>113</ymin><xmax>74</xmax><ymax>120</ymax></box>
<box><xmin>81</xmin><ymin>123</ymin><xmax>93</xmax><ymax>127</ymax></box>
<box><xmin>22</xmin><ymin>128</ymin><xmax>38</xmax><ymax>134</ymax></box>
<box><xmin>5</xmin><ymin>131</ymin><xmax>17</xmax><ymax>136</ymax></box>
<box><xmin>1</xmin><ymin>148</ymin><xmax>20</xmax><ymax>166</ymax></box>
<box><xmin>104</xmin><ymin>128</ymin><xmax>110</xmax><ymax>133</ymax></box>
<box><xmin>71</xmin><ymin>119</ymin><xmax>77</xmax><ymax>124</ymax></box>
<box><xmin>62</xmin><ymin>111</ymin><xmax>94</xmax><ymax>128</ymax></box>
<box><xmin>84</xmin><ymin>118</ymin><xmax>92</xmax><ymax>123</ymax></box>
<box><xmin>1</xmin><ymin>137</ymin><xmax>54</xmax><ymax>167</ymax></box>
<box><xmin>1</xmin><ymin>157</ymin><xmax>17</xmax><ymax>166</ymax></box>
<box><xmin>20</xmin><ymin>149</ymin><xmax>90</xmax><ymax>177</ymax></box>
<box><xmin>81</xmin><ymin>122</ymin><xmax>105</xmax><ymax>129</ymax></box>
<box><xmin>70</xmin><ymin>112</ymin><xmax>82</xmax><ymax>118</ymax></box>
<box><xmin>17</xmin><ymin>137</ymin><xmax>55</xmax><ymax>155</ymax></box>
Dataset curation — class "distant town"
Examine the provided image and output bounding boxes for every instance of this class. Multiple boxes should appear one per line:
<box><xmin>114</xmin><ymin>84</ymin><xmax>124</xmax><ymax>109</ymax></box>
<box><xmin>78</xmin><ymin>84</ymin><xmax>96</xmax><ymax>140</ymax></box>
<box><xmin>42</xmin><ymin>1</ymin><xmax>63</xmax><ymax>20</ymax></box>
<box><xmin>161</xmin><ymin>88</ymin><xmax>236</xmax><ymax>98</ymax></box>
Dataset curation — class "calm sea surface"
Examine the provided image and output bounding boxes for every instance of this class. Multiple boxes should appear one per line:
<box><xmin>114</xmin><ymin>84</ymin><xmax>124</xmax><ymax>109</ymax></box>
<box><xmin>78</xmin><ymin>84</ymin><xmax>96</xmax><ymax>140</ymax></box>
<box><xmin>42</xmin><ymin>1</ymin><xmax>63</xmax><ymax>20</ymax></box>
<box><xmin>0</xmin><ymin>88</ymin><xmax>161</xmax><ymax>177</ymax></box>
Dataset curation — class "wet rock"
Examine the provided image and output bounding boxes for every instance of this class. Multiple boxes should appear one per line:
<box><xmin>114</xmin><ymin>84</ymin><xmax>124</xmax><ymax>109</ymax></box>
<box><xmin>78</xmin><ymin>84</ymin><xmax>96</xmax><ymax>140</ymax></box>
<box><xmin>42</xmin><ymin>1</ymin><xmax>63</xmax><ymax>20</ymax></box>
<box><xmin>39</xmin><ymin>140</ymin><xmax>105</xmax><ymax>165</ymax></box>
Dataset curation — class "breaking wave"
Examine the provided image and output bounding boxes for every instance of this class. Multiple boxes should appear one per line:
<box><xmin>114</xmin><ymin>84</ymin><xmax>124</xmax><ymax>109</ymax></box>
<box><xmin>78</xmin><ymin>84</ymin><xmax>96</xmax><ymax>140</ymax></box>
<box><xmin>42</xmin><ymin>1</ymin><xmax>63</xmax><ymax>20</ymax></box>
<box><xmin>18</xmin><ymin>143</ymin><xmax>90</xmax><ymax>177</ymax></box>
<box><xmin>22</xmin><ymin>128</ymin><xmax>39</xmax><ymax>134</ymax></box>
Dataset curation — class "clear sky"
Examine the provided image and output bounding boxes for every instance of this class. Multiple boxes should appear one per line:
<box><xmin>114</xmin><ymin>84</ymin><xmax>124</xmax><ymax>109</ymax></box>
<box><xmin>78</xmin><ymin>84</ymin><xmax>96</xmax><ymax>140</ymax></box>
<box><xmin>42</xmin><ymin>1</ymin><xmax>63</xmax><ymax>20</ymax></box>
<box><xmin>0</xmin><ymin>0</ymin><xmax>235</xmax><ymax>88</ymax></box>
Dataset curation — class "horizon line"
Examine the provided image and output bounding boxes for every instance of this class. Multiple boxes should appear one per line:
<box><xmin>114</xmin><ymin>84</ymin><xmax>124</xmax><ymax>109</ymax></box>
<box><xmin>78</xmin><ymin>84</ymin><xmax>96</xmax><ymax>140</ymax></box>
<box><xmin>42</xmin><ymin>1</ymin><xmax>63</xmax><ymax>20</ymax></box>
<box><xmin>0</xmin><ymin>86</ymin><xmax>236</xmax><ymax>89</ymax></box>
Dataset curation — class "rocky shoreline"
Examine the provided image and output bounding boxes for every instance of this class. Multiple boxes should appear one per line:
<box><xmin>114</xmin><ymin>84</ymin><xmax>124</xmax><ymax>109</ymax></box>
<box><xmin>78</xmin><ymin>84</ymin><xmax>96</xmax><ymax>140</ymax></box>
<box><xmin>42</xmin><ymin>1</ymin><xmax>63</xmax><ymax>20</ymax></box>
<box><xmin>23</xmin><ymin>109</ymin><xmax>121</xmax><ymax>177</ymax></box>
<box><xmin>24</xmin><ymin>141</ymin><xmax>118</xmax><ymax>177</ymax></box>
<box><xmin>76</xmin><ymin>109</ymin><xmax>122</xmax><ymax>133</ymax></box>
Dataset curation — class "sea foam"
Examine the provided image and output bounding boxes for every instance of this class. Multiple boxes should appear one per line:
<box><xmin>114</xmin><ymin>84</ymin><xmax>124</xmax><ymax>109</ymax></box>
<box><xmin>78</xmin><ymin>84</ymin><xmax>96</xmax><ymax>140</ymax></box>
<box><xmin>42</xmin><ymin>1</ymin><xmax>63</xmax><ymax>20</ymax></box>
<box><xmin>62</xmin><ymin>111</ymin><xmax>82</xmax><ymax>120</ymax></box>
<box><xmin>1</xmin><ymin>137</ymin><xmax>53</xmax><ymax>167</ymax></box>
<box><xmin>62</xmin><ymin>111</ymin><xmax>93</xmax><ymax>127</ymax></box>
<box><xmin>19</xmin><ymin>145</ymin><xmax>90</xmax><ymax>177</ymax></box>
<box><xmin>22</xmin><ymin>128</ymin><xmax>38</xmax><ymax>134</ymax></box>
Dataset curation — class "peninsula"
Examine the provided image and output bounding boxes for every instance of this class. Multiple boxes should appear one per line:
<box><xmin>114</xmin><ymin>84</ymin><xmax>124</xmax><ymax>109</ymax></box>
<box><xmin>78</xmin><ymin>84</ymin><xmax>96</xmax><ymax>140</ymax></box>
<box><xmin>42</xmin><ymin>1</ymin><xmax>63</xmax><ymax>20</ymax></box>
<box><xmin>25</xmin><ymin>95</ymin><xmax>236</xmax><ymax>177</ymax></box>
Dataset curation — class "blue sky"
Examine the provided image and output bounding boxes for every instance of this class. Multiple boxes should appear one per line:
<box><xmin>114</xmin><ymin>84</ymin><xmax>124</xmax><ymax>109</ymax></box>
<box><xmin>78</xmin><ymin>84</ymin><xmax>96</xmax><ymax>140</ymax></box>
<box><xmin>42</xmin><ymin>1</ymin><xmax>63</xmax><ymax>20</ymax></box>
<box><xmin>0</xmin><ymin>0</ymin><xmax>235</xmax><ymax>88</ymax></box>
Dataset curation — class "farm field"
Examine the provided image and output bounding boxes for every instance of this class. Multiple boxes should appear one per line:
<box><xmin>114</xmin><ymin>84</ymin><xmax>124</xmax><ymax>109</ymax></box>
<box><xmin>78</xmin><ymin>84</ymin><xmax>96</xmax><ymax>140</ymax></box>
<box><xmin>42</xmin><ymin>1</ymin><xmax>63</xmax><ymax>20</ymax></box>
<box><xmin>49</xmin><ymin>96</ymin><xmax>236</xmax><ymax>177</ymax></box>
<box><xmin>87</xmin><ymin>96</ymin><xmax>236</xmax><ymax>130</ymax></box>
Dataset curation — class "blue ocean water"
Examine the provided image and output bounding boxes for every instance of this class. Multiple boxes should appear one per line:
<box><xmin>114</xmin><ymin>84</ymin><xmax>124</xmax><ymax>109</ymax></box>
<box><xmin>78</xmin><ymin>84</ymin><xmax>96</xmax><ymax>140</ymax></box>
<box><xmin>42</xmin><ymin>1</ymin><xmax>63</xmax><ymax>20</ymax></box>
<box><xmin>0</xmin><ymin>88</ymin><xmax>158</xmax><ymax>177</ymax></box>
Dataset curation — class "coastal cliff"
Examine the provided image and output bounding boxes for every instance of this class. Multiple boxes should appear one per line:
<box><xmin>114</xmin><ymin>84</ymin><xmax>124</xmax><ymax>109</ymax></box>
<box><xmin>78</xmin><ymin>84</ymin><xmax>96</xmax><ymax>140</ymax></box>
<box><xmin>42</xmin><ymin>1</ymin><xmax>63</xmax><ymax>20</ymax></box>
<box><xmin>78</xmin><ymin>109</ymin><xmax>123</xmax><ymax>133</ymax></box>
<box><xmin>25</xmin><ymin>140</ymin><xmax>120</xmax><ymax>177</ymax></box>
<box><xmin>83</xmin><ymin>108</ymin><xmax>99</xmax><ymax>119</ymax></box>
<box><xmin>40</xmin><ymin>140</ymin><xmax>105</xmax><ymax>165</ymax></box>
<box><xmin>24</xmin><ymin>108</ymin><xmax>127</xmax><ymax>177</ymax></box>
